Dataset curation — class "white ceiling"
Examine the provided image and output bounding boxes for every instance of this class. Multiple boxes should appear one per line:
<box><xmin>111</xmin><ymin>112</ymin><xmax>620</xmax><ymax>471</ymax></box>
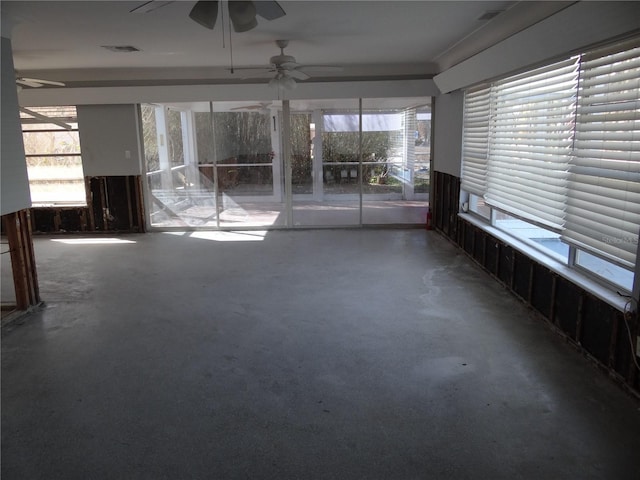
<box><xmin>2</xmin><ymin>0</ymin><xmax>575</xmax><ymax>88</ymax></box>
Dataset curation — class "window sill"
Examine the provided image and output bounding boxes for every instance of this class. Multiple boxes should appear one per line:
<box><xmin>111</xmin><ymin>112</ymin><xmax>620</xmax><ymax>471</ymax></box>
<box><xmin>31</xmin><ymin>204</ymin><xmax>88</xmax><ymax>209</ymax></box>
<box><xmin>458</xmin><ymin>212</ymin><xmax>630</xmax><ymax>312</ymax></box>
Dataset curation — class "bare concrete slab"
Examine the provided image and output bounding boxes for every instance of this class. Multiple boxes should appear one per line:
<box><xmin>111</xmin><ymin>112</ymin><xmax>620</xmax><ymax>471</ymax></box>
<box><xmin>2</xmin><ymin>230</ymin><xmax>639</xmax><ymax>479</ymax></box>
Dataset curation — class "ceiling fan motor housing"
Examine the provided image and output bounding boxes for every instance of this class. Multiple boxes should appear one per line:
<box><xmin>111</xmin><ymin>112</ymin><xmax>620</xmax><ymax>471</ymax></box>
<box><xmin>270</xmin><ymin>54</ymin><xmax>296</xmax><ymax>66</ymax></box>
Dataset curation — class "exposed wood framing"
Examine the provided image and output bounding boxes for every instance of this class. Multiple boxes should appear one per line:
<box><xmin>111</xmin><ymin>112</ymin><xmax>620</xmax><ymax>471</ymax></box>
<box><xmin>3</xmin><ymin>210</ymin><xmax>40</xmax><ymax>310</ymax></box>
<box><xmin>432</xmin><ymin>171</ymin><xmax>640</xmax><ymax>397</ymax></box>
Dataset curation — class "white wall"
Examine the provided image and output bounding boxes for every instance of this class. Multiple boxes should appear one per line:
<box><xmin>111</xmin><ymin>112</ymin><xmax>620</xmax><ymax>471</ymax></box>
<box><xmin>431</xmin><ymin>1</ymin><xmax>640</xmax><ymax>179</ymax></box>
<box><xmin>77</xmin><ymin>104</ymin><xmax>142</xmax><ymax>176</ymax></box>
<box><xmin>434</xmin><ymin>1</ymin><xmax>640</xmax><ymax>94</ymax></box>
<box><xmin>1</xmin><ymin>37</ymin><xmax>31</xmax><ymax>215</ymax></box>
<box><xmin>432</xmin><ymin>91</ymin><xmax>463</xmax><ymax>177</ymax></box>
<box><xmin>19</xmin><ymin>79</ymin><xmax>438</xmax><ymax>107</ymax></box>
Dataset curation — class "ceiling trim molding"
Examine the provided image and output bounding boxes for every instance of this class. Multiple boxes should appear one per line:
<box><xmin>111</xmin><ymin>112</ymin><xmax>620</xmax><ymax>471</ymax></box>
<box><xmin>434</xmin><ymin>1</ymin><xmax>640</xmax><ymax>94</ymax></box>
<box><xmin>18</xmin><ymin>79</ymin><xmax>439</xmax><ymax>107</ymax></box>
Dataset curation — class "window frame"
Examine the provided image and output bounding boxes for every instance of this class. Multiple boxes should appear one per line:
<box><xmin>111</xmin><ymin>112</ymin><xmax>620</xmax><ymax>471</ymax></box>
<box><xmin>20</xmin><ymin>107</ymin><xmax>87</xmax><ymax>207</ymax></box>
<box><xmin>458</xmin><ymin>37</ymin><xmax>639</xmax><ymax>297</ymax></box>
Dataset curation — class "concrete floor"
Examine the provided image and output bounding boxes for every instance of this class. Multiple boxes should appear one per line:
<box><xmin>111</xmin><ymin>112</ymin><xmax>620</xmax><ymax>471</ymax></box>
<box><xmin>2</xmin><ymin>229</ymin><xmax>639</xmax><ymax>479</ymax></box>
<box><xmin>151</xmin><ymin>198</ymin><xmax>429</xmax><ymax>228</ymax></box>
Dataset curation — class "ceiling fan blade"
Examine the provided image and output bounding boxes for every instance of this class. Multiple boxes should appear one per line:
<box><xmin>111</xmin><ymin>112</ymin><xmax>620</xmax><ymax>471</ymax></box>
<box><xmin>130</xmin><ymin>0</ymin><xmax>174</xmax><ymax>13</ymax></box>
<box><xmin>129</xmin><ymin>1</ymin><xmax>154</xmax><ymax>13</ymax></box>
<box><xmin>231</xmin><ymin>103</ymin><xmax>271</xmax><ymax>111</ymax></box>
<box><xmin>298</xmin><ymin>66</ymin><xmax>344</xmax><ymax>73</ymax></box>
<box><xmin>254</xmin><ymin>0</ymin><xmax>286</xmax><ymax>20</ymax></box>
<box><xmin>240</xmin><ymin>72</ymin><xmax>277</xmax><ymax>80</ymax></box>
<box><xmin>227</xmin><ymin>65</ymin><xmax>273</xmax><ymax>71</ymax></box>
<box><xmin>287</xmin><ymin>69</ymin><xmax>310</xmax><ymax>81</ymax></box>
<box><xmin>189</xmin><ymin>0</ymin><xmax>219</xmax><ymax>29</ymax></box>
<box><xmin>16</xmin><ymin>79</ymin><xmax>43</xmax><ymax>88</ymax></box>
<box><xmin>229</xmin><ymin>1</ymin><xmax>257</xmax><ymax>32</ymax></box>
<box><xmin>21</xmin><ymin>77</ymin><xmax>66</xmax><ymax>87</ymax></box>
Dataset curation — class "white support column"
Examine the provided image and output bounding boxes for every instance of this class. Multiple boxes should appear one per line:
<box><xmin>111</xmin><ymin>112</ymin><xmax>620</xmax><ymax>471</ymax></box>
<box><xmin>270</xmin><ymin>107</ymin><xmax>283</xmax><ymax>203</ymax></box>
<box><xmin>181</xmin><ymin>110</ymin><xmax>201</xmax><ymax>191</ymax></box>
<box><xmin>282</xmin><ymin>100</ymin><xmax>293</xmax><ymax>226</ymax></box>
<box><xmin>404</xmin><ymin>109</ymin><xmax>416</xmax><ymax>200</ymax></box>
<box><xmin>154</xmin><ymin>106</ymin><xmax>172</xmax><ymax>191</ymax></box>
<box><xmin>312</xmin><ymin>109</ymin><xmax>324</xmax><ymax>201</ymax></box>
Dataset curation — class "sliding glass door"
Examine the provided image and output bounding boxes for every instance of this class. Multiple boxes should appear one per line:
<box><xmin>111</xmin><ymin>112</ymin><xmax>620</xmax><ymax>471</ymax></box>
<box><xmin>141</xmin><ymin>96</ymin><xmax>430</xmax><ymax>230</ymax></box>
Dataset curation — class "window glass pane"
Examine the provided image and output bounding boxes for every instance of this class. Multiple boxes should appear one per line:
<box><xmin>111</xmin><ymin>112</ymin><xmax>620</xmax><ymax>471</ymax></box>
<box><xmin>23</xmin><ymin>129</ymin><xmax>80</xmax><ymax>155</ymax></box>
<box><xmin>21</xmin><ymin>106</ymin><xmax>85</xmax><ymax>206</ymax></box>
<box><xmin>291</xmin><ymin>113</ymin><xmax>313</xmax><ymax>194</ymax></box>
<box><xmin>361</xmin><ymin>97</ymin><xmax>430</xmax><ymax>225</ymax></box>
<box><xmin>141</xmin><ymin>104</ymin><xmax>159</xmax><ymax>172</ymax></box>
<box><xmin>289</xmin><ymin>99</ymin><xmax>360</xmax><ymax>226</ymax></box>
<box><xmin>22</xmin><ymin>122</ymin><xmax>79</xmax><ymax>131</ymax></box>
<box><xmin>167</xmin><ymin>109</ymin><xmax>184</xmax><ymax>167</ymax></box>
<box><xmin>494</xmin><ymin>211</ymin><xmax>568</xmax><ymax>263</ymax></box>
<box><xmin>194</xmin><ymin>112</ymin><xmax>214</xmax><ymax>165</ymax></box>
<box><xmin>26</xmin><ymin>155</ymin><xmax>85</xmax><ymax>205</ymax></box>
<box><xmin>414</xmin><ymin>107</ymin><xmax>431</xmax><ymax>195</ymax></box>
<box><xmin>469</xmin><ymin>194</ymin><xmax>491</xmax><ymax>219</ymax></box>
<box><xmin>575</xmin><ymin>250</ymin><xmax>634</xmax><ymax>291</ymax></box>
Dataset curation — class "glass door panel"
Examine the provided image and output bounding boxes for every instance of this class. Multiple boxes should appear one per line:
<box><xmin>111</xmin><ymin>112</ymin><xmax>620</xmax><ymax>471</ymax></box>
<box><xmin>212</xmin><ymin>104</ymin><xmax>285</xmax><ymax>228</ymax></box>
<box><xmin>142</xmin><ymin>103</ymin><xmax>220</xmax><ymax>228</ymax></box>
<box><xmin>291</xmin><ymin>99</ymin><xmax>360</xmax><ymax>226</ymax></box>
<box><xmin>361</xmin><ymin>97</ymin><xmax>430</xmax><ymax>225</ymax></box>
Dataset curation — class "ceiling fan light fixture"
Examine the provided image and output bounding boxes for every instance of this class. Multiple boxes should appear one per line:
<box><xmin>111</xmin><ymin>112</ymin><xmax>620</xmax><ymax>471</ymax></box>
<box><xmin>269</xmin><ymin>73</ymin><xmax>296</xmax><ymax>90</ymax></box>
<box><xmin>189</xmin><ymin>0</ymin><xmax>219</xmax><ymax>29</ymax></box>
<box><xmin>282</xmin><ymin>75</ymin><xmax>297</xmax><ymax>90</ymax></box>
<box><xmin>268</xmin><ymin>75</ymin><xmax>281</xmax><ymax>89</ymax></box>
<box><xmin>229</xmin><ymin>0</ymin><xmax>258</xmax><ymax>32</ymax></box>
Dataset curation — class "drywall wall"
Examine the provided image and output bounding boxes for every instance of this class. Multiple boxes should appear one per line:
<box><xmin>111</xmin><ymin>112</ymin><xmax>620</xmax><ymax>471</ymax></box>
<box><xmin>19</xmin><ymin>79</ymin><xmax>438</xmax><ymax>107</ymax></box>
<box><xmin>432</xmin><ymin>91</ymin><xmax>463</xmax><ymax>177</ymax></box>
<box><xmin>1</xmin><ymin>37</ymin><xmax>32</xmax><ymax>215</ymax></box>
<box><xmin>77</xmin><ymin>104</ymin><xmax>142</xmax><ymax>176</ymax></box>
<box><xmin>434</xmin><ymin>1</ymin><xmax>640</xmax><ymax>93</ymax></box>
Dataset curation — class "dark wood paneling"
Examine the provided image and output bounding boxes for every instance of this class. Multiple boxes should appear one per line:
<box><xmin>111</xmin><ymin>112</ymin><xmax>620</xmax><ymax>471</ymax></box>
<box><xmin>553</xmin><ymin>277</ymin><xmax>581</xmax><ymax>340</ymax></box>
<box><xmin>531</xmin><ymin>263</ymin><xmax>553</xmax><ymax>319</ymax></box>
<box><xmin>513</xmin><ymin>252</ymin><xmax>531</xmax><ymax>300</ymax></box>
<box><xmin>473</xmin><ymin>229</ymin><xmax>485</xmax><ymax>264</ymax></box>
<box><xmin>432</xmin><ymin>170</ymin><xmax>638</xmax><ymax>395</ymax></box>
<box><xmin>463</xmin><ymin>222</ymin><xmax>474</xmax><ymax>255</ymax></box>
<box><xmin>59</xmin><ymin>208</ymin><xmax>86</xmax><ymax>232</ymax></box>
<box><xmin>498</xmin><ymin>244</ymin><xmax>514</xmax><ymax>287</ymax></box>
<box><xmin>32</xmin><ymin>175</ymin><xmax>144</xmax><ymax>234</ymax></box>
<box><xmin>580</xmin><ymin>295</ymin><xmax>615</xmax><ymax>366</ymax></box>
<box><xmin>484</xmin><ymin>238</ymin><xmax>500</xmax><ymax>276</ymax></box>
<box><xmin>32</xmin><ymin>209</ymin><xmax>58</xmax><ymax>233</ymax></box>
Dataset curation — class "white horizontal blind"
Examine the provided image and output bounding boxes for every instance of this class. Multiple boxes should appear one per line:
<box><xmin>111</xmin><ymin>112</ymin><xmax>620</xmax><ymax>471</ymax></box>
<box><xmin>461</xmin><ymin>85</ymin><xmax>490</xmax><ymax>196</ymax></box>
<box><xmin>562</xmin><ymin>39</ymin><xmax>640</xmax><ymax>268</ymax></box>
<box><xmin>485</xmin><ymin>57</ymin><xmax>579</xmax><ymax>231</ymax></box>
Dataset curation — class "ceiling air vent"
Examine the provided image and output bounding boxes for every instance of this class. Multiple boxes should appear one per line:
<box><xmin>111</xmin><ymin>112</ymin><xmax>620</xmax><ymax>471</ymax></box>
<box><xmin>101</xmin><ymin>45</ymin><xmax>141</xmax><ymax>53</ymax></box>
<box><xmin>478</xmin><ymin>10</ymin><xmax>503</xmax><ymax>21</ymax></box>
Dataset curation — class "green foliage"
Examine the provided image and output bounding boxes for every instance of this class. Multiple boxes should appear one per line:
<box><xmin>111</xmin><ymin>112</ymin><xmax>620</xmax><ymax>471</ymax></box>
<box><xmin>322</xmin><ymin>131</ymin><xmax>392</xmax><ymax>163</ymax></box>
<box><xmin>213</xmin><ymin>112</ymin><xmax>271</xmax><ymax>162</ymax></box>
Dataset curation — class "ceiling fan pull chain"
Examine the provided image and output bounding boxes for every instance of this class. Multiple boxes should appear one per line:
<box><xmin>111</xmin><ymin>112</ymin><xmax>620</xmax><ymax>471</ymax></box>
<box><xmin>221</xmin><ymin>0</ymin><xmax>226</xmax><ymax>48</ymax></box>
<box><xmin>228</xmin><ymin>9</ymin><xmax>234</xmax><ymax>74</ymax></box>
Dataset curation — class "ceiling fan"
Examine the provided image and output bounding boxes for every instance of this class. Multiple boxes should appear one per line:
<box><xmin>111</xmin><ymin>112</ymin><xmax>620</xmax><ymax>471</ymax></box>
<box><xmin>230</xmin><ymin>102</ymin><xmax>273</xmax><ymax>112</ymax></box>
<box><xmin>234</xmin><ymin>40</ymin><xmax>343</xmax><ymax>90</ymax></box>
<box><xmin>15</xmin><ymin>74</ymin><xmax>65</xmax><ymax>89</ymax></box>
<box><xmin>131</xmin><ymin>0</ymin><xmax>285</xmax><ymax>32</ymax></box>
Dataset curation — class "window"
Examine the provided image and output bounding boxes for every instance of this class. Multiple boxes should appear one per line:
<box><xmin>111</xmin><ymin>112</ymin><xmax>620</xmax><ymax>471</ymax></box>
<box><xmin>21</xmin><ymin>106</ymin><xmax>86</xmax><ymax>206</ymax></box>
<box><xmin>461</xmin><ymin>37</ymin><xmax>639</xmax><ymax>292</ymax></box>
